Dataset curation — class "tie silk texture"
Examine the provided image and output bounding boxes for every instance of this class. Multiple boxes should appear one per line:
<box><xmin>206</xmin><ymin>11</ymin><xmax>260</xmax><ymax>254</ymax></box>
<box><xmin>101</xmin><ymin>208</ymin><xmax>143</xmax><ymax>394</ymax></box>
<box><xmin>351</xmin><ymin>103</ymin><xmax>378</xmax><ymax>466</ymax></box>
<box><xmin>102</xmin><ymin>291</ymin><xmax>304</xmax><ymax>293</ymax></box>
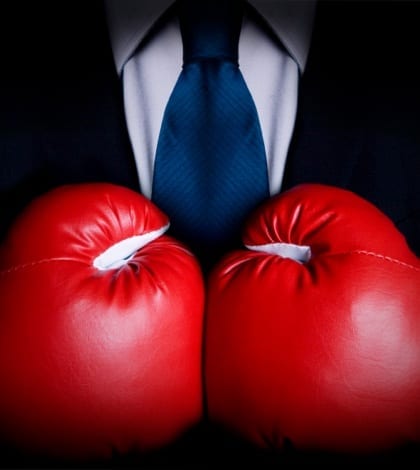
<box><xmin>152</xmin><ymin>0</ymin><xmax>269</xmax><ymax>264</ymax></box>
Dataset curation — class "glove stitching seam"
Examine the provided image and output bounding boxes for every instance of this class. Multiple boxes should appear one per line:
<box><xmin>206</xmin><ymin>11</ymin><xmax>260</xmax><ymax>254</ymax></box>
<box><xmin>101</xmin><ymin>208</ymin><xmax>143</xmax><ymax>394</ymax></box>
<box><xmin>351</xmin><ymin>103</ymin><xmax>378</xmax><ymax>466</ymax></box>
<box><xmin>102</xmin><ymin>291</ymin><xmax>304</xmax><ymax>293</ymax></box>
<box><xmin>0</xmin><ymin>258</ymin><xmax>90</xmax><ymax>275</ymax></box>
<box><xmin>352</xmin><ymin>250</ymin><xmax>420</xmax><ymax>272</ymax></box>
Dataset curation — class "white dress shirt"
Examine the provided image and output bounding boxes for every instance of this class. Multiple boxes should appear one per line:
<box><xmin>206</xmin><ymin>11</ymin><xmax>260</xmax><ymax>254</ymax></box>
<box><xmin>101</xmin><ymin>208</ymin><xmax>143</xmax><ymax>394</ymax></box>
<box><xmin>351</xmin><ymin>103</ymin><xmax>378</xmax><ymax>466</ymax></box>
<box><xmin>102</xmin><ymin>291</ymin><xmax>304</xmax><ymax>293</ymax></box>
<box><xmin>105</xmin><ymin>0</ymin><xmax>316</xmax><ymax>198</ymax></box>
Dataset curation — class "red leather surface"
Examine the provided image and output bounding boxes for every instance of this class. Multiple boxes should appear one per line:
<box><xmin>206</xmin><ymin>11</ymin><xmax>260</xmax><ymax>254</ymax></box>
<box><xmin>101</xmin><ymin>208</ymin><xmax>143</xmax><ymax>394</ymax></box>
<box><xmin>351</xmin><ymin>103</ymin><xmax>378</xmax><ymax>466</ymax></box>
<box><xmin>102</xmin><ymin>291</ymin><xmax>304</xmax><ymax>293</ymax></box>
<box><xmin>0</xmin><ymin>183</ymin><xmax>205</xmax><ymax>460</ymax></box>
<box><xmin>205</xmin><ymin>183</ymin><xmax>420</xmax><ymax>454</ymax></box>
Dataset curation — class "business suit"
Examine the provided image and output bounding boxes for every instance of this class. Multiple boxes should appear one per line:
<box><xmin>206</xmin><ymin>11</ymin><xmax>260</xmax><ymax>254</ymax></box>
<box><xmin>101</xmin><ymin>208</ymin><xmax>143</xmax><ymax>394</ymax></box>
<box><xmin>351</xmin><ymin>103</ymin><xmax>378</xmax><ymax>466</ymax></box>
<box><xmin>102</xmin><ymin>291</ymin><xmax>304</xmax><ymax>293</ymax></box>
<box><xmin>0</xmin><ymin>0</ymin><xmax>419</xmax><ymax>467</ymax></box>
<box><xmin>1</xmin><ymin>0</ymin><xmax>419</xmax><ymax>257</ymax></box>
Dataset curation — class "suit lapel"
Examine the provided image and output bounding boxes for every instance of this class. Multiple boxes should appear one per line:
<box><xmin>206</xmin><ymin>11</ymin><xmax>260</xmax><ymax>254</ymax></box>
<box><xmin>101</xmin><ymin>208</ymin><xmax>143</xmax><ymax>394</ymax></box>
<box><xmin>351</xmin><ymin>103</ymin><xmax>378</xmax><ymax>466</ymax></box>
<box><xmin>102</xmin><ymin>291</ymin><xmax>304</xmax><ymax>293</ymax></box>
<box><xmin>43</xmin><ymin>1</ymin><xmax>141</xmax><ymax>194</ymax></box>
<box><xmin>281</xmin><ymin>3</ymin><xmax>363</xmax><ymax>193</ymax></box>
<box><xmin>281</xmin><ymin>76</ymin><xmax>363</xmax><ymax>193</ymax></box>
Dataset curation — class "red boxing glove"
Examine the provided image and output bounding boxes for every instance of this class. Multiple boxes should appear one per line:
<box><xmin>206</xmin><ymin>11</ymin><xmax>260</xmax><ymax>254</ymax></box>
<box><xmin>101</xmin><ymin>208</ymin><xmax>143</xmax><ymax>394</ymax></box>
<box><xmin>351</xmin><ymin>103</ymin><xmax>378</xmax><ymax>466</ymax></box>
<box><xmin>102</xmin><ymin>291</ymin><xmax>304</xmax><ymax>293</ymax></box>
<box><xmin>205</xmin><ymin>183</ymin><xmax>420</xmax><ymax>455</ymax></box>
<box><xmin>0</xmin><ymin>183</ymin><xmax>205</xmax><ymax>461</ymax></box>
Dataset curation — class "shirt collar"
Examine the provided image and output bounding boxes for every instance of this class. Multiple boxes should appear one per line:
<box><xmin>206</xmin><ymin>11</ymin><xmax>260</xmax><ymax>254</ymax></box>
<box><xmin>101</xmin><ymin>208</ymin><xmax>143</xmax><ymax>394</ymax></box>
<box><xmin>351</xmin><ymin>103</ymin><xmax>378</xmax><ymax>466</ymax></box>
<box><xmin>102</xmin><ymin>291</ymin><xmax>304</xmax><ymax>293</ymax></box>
<box><xmin>105</xmin><ymin>0</ymin><xmax>317</xmax><ymax>74</ymax></box>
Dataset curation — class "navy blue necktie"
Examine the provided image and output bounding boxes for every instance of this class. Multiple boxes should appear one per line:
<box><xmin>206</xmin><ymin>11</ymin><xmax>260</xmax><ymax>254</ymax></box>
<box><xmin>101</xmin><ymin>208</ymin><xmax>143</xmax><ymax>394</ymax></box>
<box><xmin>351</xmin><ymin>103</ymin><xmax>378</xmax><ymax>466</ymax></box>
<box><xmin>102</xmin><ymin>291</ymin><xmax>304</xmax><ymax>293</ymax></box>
<box><xmin>152</xmin><ymin>0</ymin><xmax>269</xmax><ymax>264</ymax></box>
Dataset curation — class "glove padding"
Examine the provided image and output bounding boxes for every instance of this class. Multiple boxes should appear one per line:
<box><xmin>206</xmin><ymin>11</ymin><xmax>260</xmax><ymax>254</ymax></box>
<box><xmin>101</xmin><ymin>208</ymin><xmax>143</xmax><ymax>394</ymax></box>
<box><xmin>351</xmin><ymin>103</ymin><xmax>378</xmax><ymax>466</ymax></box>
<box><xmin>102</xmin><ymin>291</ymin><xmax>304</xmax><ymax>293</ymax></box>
<box><xmin>0</xmin><ymin>183</ymin><xmax>205</xmax><ymax>461</ymax></box>
<box><xmin>205</xmin><ymin>183</ymin><xmax>420</xmax><ymax>454</ymax></box>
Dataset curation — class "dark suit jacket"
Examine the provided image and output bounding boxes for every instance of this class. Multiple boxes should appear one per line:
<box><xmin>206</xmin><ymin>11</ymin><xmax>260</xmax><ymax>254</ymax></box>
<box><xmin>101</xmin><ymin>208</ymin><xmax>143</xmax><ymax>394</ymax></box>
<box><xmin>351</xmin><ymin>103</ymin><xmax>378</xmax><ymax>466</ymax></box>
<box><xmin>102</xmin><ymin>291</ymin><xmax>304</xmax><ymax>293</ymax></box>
<box><xmin>1</xmin><ymin>0</ymin><xmax>420</xmax><ymax>257</ymax></box>
<box><xmin>0</xmin><ymin>0</ymin><xmax>419</xmax><ymax>467</ymax></box>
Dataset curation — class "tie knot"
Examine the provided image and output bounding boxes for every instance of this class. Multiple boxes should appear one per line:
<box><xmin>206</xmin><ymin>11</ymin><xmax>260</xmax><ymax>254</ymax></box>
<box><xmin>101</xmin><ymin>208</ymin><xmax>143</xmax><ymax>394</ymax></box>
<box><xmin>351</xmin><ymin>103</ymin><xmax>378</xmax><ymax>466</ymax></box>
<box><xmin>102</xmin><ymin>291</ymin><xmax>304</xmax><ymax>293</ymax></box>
<box><xmin>178</xmin><ymin>0</ymin><xmax>243</xmax><ymax>64</ymax></box>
